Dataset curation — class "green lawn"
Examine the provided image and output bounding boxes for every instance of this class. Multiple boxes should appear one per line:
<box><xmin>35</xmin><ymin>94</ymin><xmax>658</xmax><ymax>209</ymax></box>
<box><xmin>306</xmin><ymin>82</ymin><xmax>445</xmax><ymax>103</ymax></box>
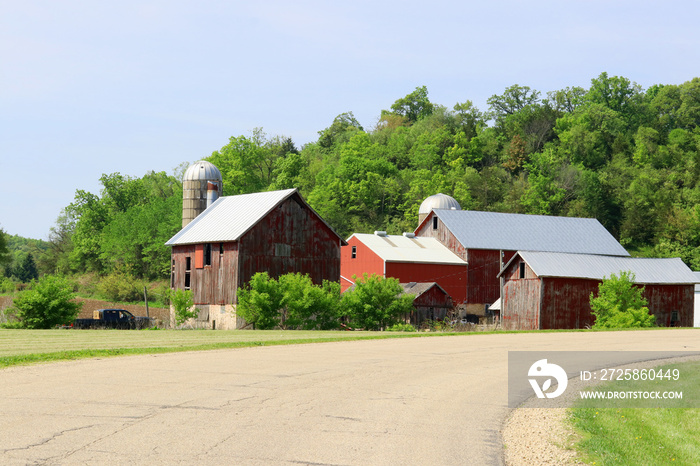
<box><xmin>0</xmin><ymin>328</ymin><xmax>450</xmax><ymax>368</ymax></box>
<box><xmin>571</xmin><ymin>360</ymin><xmax>700</xmax><ymax>465</ymax></box>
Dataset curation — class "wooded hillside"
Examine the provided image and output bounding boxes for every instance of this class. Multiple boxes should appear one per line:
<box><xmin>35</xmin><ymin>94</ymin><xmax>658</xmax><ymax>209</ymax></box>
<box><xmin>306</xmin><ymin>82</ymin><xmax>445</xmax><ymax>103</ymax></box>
<box><xmin>4</xmin><ymin>73</ymin><xmax>700</xmax><ymax>281</ymax></box>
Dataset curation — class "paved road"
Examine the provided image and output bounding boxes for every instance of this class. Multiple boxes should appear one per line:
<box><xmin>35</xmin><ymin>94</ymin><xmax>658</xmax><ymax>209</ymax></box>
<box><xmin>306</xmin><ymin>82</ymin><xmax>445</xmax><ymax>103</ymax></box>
<box><xmin>1</xmin><ymin>330</ymin><xmax>699</xmax><ymax>465</ymax></box>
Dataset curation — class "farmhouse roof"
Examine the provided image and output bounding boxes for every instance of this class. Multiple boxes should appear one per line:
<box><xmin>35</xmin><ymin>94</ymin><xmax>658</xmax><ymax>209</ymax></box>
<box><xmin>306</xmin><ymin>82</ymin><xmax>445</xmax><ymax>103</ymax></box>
<box><xmin>498</xmin><ymin>251</ymin><xmax>698</xmax><ymax>285</ymax></box>
<box><xmin>166</xmin><ymin>188</ymin><xmax>345</xmax><ymax>246</ymax></box>
<box><xmin>349</xmin><ymin>233</ymin><xmax>467</xmax><ymax>265</ymax></box>
<box><xmin>424</xmin><ymin>209</ymin><xmax>629</xmax><ymax>256</ymax></box>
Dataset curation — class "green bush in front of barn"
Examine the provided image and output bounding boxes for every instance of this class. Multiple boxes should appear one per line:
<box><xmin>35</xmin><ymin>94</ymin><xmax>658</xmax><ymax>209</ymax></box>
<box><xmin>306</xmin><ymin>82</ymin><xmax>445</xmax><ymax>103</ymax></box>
<box><xmin>589</xmin><ymin>271</ymin><xmax>656</xmax><ymax>329</ymax></box>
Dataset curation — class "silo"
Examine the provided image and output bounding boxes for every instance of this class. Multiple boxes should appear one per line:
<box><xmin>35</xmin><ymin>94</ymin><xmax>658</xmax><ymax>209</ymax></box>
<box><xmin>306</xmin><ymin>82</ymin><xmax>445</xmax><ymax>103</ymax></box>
<box><xmin>418</xmin><ymin>193</ymin><xmax>461</xmax><ymax>225</ymax></box>
<box><xmin>182</xmin><ymin>161</ymin><xmax>223</xmax><ymax>228</ymax></box>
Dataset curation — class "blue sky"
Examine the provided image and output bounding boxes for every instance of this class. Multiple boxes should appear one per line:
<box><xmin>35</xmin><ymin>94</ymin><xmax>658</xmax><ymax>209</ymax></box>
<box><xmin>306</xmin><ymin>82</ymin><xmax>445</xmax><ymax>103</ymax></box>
<box><xmin>2</xmin><ymin>0</ymin><xmax>699</xmax><ymax>240</ymax></box>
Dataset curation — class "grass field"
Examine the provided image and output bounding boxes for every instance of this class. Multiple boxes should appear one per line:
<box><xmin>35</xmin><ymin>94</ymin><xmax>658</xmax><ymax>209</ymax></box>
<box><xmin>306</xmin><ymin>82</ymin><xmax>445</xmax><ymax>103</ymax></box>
<box><xmin>571</xmin><ymin>360</ymin><xmax>700</xmax><ymax>465</ymax></box>
<box><xmin>0</xmin><ymin>328</ymin><xmax>457</xmax><ymax>368</ymax></box>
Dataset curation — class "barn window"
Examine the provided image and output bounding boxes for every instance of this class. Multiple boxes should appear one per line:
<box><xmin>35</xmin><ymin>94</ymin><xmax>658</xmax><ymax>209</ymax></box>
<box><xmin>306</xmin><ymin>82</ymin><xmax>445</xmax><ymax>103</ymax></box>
<box><xmin>219</xmin><ymin>243</ymin><xmax>224</xmax><ymax>256</ymax></box>
<box><xmin>432</xmin><ymin>216</ymin><xmax>438</xmax><ymax>230</ymax></box>
<box><xmin>185</xmin><ymin>257</ymin><xmax>192</xmax><ymax>290</ymax></box>
<box><xmin>205</xmin><ymin>243</ymin><xmax>212</xmax><ymax>266</ymax></box>
<box><xmin>671</xmin><ymin>311</ymin><xmax>679</xmax><ymax>322</ymax></box>
<box><xmin>519</xmin><ymin>262</ymin><xmax>526</xmax><ymax>279</ymax></box>
<box><xmin>171</xmin><ymin>259</ymin><xmax>175</xmax><ymax>288</ymax></box>
<box><xmin>351</xmin><ymin>246</ymin><xmax>357</xmax><ymax>259</ymax></box>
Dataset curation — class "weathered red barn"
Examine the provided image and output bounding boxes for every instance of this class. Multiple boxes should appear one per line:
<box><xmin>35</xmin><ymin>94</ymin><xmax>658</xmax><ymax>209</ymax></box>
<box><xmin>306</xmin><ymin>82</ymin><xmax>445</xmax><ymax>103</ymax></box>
<box><xmin>399</xmin><ymin>282</ymin><xmax>453</xmax><ymax>326</ymax></box>
<box><xmin>414</xmin><ymin>209</ymin><xmax>629</xmax><ymax>316</ymax></box>
<box><xmin>498</xmin><ymin>251</ymin><xmax>697</xmax><ymax>330</ymax></box>
<box><xmin>340</xmin><ymin>232</ymin><xmax>467</xmax><ymax>304</ymax></box>
<box><xmin>166</xmin><ymin>188</ymin><xmax>346</xmax><ymax>329</ymax></box>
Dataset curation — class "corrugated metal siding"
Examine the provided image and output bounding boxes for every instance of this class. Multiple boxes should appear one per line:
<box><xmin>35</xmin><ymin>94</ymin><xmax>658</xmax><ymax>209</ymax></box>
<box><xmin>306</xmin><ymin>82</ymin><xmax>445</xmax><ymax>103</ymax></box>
<box><xmin>386</xmin><ymin>262</ymin><xmax>467</xmax><ymax>304</ymax></box>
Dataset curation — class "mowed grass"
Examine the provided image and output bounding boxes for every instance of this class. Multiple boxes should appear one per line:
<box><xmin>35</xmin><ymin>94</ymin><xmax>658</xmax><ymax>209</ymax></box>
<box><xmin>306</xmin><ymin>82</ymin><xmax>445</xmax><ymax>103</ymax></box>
<box><xmin>0</xmin><ymin>328</ymin><xmax>452</xmax><ymax>368</ymax></box>
<box><xmin>571</xmin><ymin>360</ymin><xmax>700</xmax><ymax>465</ymax></box>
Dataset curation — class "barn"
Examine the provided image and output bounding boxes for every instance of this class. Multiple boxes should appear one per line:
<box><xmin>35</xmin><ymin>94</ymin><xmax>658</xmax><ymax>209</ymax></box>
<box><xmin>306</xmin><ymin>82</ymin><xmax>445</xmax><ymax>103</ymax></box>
<box><xmin>399</xmin><ymin>282</ymin><xmax>453</xmax><ymax>326</ymax></box>
<box><xmin>498</xmin><ymin>251</ymin><xmax>697</xmax><ymax>330</ymax></box>
<box><xmin>166</xmin><ymin>188</ymin><xmax>346</xmax><ymax>329</ymax></box>
<box><xmin>414</xmin><ymin>208</ymin><xmax>629</xmax><ymax>316</ymax></box>
<box><xmin>340</xmin><ymin>231</ymin><xmax>467</xmax><ymax>304</ymax></box>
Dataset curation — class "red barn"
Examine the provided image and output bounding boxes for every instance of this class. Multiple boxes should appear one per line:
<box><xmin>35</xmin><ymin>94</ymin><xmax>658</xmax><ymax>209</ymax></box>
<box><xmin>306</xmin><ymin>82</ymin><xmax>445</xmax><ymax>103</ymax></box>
<box><xmin>341</xmin><ymin>232</ymin><xmax>467</xmax><ymax>304</ymax></box>
<box><xmin>400</xmin><ymin>282</ymin><xmax>453</xmax><ymax>326</ymax></box>
<box><xmin>415</xmin><ymin>209</ymin><xmax>629</xmax><ymax>316</ymax></box>
<box><xmin>498</xmin><ymin>251</ymin><xmax>696</xmax><ymax>330</ymax></box>
<box><xmin>166</xmin><ymin>188</ymin><xmax>345</xmax><ymax>329</ymax></box>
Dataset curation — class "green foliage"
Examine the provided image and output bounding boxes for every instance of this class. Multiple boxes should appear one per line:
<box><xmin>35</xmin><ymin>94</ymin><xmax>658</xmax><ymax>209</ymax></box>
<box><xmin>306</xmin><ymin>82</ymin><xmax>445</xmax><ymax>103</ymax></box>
<box><xmin>590</xmin><ymin>271</ymin><xmax>656</xmax><ymax>329</ymax></box>
<box><xmin>386</xmin><ymin>323</ymin><xmax>416</xmax><ymax>332</ymax></box>
<box><xmin>12</xmin><ymin>275</ymin><xmax>82</xmax><ymax>329</ymax></box>
<box><xmin>170</xmin><ymin>288</ymin><xmax>199</xmax><ymax>326</ymax></box>
<box><xmin>341</xmin><ymin>274</ymin><xmax>415</xmax><ymax>331</ymax></box>
<box><xmin>237</xmin><ymin>272</ymin><xmax>340</xmax><ymax>330</ymax></box>
<box><xmin>97</xmin><ymin>270</ymin><xmax>143</xmax><ymax>302</ymax></box>
<box><xmin>0</xmin><ymin>276</ymin><xmax>15</xmax><ymax>294</ymax></box>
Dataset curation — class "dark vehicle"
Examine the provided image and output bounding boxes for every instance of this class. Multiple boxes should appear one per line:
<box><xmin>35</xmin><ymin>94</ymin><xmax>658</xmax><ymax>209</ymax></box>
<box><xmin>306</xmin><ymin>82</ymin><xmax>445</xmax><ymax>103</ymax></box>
<box><xmin>73</xmin><ymin>309</ymin><xmax>154</xmax><ymax>329</ymax></box>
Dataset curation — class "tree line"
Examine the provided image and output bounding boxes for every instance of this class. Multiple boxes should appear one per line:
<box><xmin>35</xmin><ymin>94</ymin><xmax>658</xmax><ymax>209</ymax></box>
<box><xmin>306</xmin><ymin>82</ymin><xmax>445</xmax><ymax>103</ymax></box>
<box><xmin>3</xmin><ymin>72</ymin><xmax>700</xmax><ymax>287</ymax></box>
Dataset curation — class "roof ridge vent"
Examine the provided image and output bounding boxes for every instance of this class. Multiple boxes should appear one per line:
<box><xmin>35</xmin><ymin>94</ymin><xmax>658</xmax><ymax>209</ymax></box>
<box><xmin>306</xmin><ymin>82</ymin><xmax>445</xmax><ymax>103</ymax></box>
<box><xmin>374</xmin><ymin>231</ymin><xmax>387</xmax><ymax>237</ymax></box>
<box><xmin>402</xmin><ymin>232</ymin><xmax>415</xmax><ymax>238</ymax></box>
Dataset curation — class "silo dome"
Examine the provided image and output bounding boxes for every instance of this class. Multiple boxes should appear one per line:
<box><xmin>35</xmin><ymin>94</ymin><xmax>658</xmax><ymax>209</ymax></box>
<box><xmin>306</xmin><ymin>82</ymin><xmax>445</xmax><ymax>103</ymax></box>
<box><xmin>183</xmin><ymin>161</ymin><xmax>222</xmax><ymax>182</ymax></box>
<box><xmin>418</xmin><ymin>193</ymin><xmax>461</xmax><ymax>224</ymax></box>
<box><xmin>182</xmin><ymin>161</ymin><xmax>223</xmax><ymax>228</ymax></box>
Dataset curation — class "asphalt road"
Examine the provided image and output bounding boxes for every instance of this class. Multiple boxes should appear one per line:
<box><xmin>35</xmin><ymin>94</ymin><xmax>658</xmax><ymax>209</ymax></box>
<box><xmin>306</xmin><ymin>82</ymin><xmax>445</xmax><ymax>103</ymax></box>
<box><xmin>1</xmin><ymin>329</ymin><xmax>699</xmax><ymax>465</ymax></box>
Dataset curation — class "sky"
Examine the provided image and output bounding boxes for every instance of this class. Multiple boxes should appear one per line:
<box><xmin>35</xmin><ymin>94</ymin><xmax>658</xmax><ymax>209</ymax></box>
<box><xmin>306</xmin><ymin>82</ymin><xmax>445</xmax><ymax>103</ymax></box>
<box><xmin>2</xmin><ymin>0</ymin><xmax>699</xmax><ymax>241</ymax></box>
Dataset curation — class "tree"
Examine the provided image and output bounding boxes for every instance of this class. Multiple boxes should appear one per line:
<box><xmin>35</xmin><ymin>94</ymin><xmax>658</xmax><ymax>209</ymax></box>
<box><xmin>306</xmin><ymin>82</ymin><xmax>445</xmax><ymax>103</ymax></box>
<box><xmin>341</xmin><ymin>274</ymin><xmax>415</xmax><ymax>330</ymax></box>
<box><xmin>0</xmin><ymin>228</ymin><xmax>10</xmax><ymax>271</ymax></box>
<box><xmin>12</xmin><ymin>275</ymin><xmax>82</xmax><ymax>328</ymax></box>
<box><xmin>16</xmin><ymin>253</ymin><xmax>39</xmax><ymax>283</ymax></box>
<box><xmin>382</xmin><ymin>86</ymin><xmax>435</xmax><ymax>124</ymax></box>
<box><xmin>487</xmin><ymin>84</ymin><xmax>541</xmax><ymax>122</ymax></box>
<box><xmin>236</xmin><ymin>272</ymin><xmax>284</xmax><ymax>329</ymax></box>
<box><xmin>589</xmin><ymin>271</ymin><xmax>655</xmax><ymax>329</ymax></box>
<box><xmin>170</xmin><ymin>288</ymin><xmax>199</xmax><ymax>326</ymax></box>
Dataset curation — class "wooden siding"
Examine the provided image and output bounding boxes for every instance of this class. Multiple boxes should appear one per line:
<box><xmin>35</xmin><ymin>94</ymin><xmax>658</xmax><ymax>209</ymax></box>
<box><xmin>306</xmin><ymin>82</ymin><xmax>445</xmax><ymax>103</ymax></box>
<box><xmin>171</xmin><ymin>242</ymin><xmax>239</xmax><ymax>306</ymax></box>
<box><xmin>502</xmin><ymin>259</ymin><xmax>541</xmax><ymax>330</ymax></box>
<box><xmin>540</xmin><ymin>278</ymin><xmax>598</xmax><ymax>329</ymax></box>
<box><xmin>414</xmin><ymin>212</ymin><xmax>466</xmax><ymax>260</ymax></box>
<box><xmin>405</xmin><ymin>284</ymin><xmax>453</xmax><ymax>326</ymax></box>
<box><xmin>644</xmin><ymin>284</ymin><xmax>694</xmax><ymax>327</ymax></box>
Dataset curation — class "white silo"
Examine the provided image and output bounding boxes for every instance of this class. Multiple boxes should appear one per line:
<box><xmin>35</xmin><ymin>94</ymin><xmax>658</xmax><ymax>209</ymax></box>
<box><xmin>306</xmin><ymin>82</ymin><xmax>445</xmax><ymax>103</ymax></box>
<box><xmin>418</xmin><ymin>193</ymin><xmax>461</xmax><ymax>225</ymax></box>
<box><xmin>182</xmin><ymin>161</ymin><xmax>223</xmax><ymax>228</ymax></box>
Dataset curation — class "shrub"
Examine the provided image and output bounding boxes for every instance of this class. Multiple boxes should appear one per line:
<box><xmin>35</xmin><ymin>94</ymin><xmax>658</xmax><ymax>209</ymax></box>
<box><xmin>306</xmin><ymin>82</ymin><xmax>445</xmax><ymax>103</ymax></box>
<box><xmin>341</xmin><ymin>274</ymin><xmax>415</xmax><ymax>330</ymax></box>
<box><xmin>0</xmin><ymin>276</ymin><xmax>16</xmax><ymax>294</ymax></box>
<box><xmin>590</xmin><ymin>271</ymin><xmax>656</xmax><ymax>329</ymax></box>
<box><xmin>97</xmin><ymin>271</ymin><xmax>142</xmax><ymax>302</ymax></box>
<box><xmin>386</xmin><ymin>323</ymin><xmax>416</xmax><ymax>332</ymax></box>
<box><xmin>170</xmin><ymin>288</ymin><xmax>199</xmax><ymax>326</ymax></box>
<box><xmin>12</xmin><ymin>275</ymin><xmax>82</xmax><ymax>328</ymax></box>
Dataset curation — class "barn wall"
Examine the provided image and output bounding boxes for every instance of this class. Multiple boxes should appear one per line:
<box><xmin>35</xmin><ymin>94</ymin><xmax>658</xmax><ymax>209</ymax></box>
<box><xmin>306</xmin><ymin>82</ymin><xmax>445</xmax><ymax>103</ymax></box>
<box><xmin>540</xmin><ymin>278</ymin><xmax>598</xmax><ymax>330</ymax></box>
<box><xmin>237</xmin><ymin>194</ymin><xmax>342</xmax><ymax>292</ymax></box>
<box><xmin>385</xmin><ymin>262</ymin><xmax>467</xmax><ymax>304</ymax></box>
<box><xmin>171</xmin><ymin>242</ymin><xmax>240</xmax><ymax>306</ymax></box>
<box><xmin>340</xmin><ymin>236</ymin><xmax>385</xmax><ymax>292</ymax></box>
<box><xmin>414</xmin><ymin>212</ymin><xmax>466</xmax><ymax>260</ymax></box>
<box><xmin>404</xmin><ymin>285</ymin><xmax>453</xmax><ymax>326</ymax></box>
<box><xmin>501</xmin><ymin>259</ymin><xmax>541</xmax><ymax>330</ymax></box>
<box><xmin>466</xmin><ymin>249</ymin><xmax>512</xmax><ymax>309</ymax></box>
<box><xmin>644</xmin><ymin>284</ymin><xmax>694</xmax><ymax>327</ymax></box>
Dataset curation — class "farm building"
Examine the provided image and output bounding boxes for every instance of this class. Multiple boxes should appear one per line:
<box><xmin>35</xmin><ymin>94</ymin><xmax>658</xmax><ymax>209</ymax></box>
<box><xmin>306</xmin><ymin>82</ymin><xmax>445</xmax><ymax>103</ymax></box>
<box><xmin>399</xmin><ymin>282</ymin><xmax>453</xmax><ymax>326</ymax></box>
<box><xmin>166</xmin><ymin>187</ymin><xmax>346</xmax><ymax>329</ymax></box>
<box><xmin>340</xmin><ymin>232</ymin><xmax>468</xmax><ymax>304</ymax></box>
<box><xmin>498</xmin><ymin>251</ymin><xmax>697</xmax><ymax>330</ymax></box>
<box><xmin>414</xmin><ymin>205</ymin><xmax>629</xmax><ymax>316</ymax></box>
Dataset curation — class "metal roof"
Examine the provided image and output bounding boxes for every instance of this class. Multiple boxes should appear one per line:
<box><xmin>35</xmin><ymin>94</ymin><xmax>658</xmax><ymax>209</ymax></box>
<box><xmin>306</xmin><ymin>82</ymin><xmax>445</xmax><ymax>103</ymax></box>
<box><xmin>400</xmin><ymin>282</ymin><xmax>447</xmax><ymax>299</ymax></box>
<box><xmin>500</xmin><ymin>251</ymin><xmax>698</xmax><ymax>284</ymax></box>
<box><xmin>166</xmin><ymin>188</ymin><xmax>302</xmax><ymax>246</ymax></box>
<box><xmin>350</xmin><ymin>233</ymin><xmax>467</xmax><ymax>265</ymax></box>
<box><xmin>430</xmin><ymin>209</ymin><xmax>629</xmax><ymax>256</ymax></box>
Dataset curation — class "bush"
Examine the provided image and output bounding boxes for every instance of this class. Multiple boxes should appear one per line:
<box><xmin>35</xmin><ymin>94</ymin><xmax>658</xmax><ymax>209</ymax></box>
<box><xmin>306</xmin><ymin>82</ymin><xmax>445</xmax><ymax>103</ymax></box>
<box><xmin>170</xmin><ymin>288</ymin><xmax>198</xmax><ymax>326</ymax></box>
<box><xmin>341</xmin><ymin>274</ymin><xmax>415</xmax><ymax>331</ymax></box>
<box><xmin>590</xmin><ymin>271</ymin><xmax>656</xmax><ymax>329</ymax></box>
<box><xmin>12</xmin><ymin>275</ymin><xmax>82</xmax><ymax>328</ymax></box>
<box><xmin>0</xmin><ymin>276</ymin><xmax>16</xmax><ymax>294</ymax></box>
<box><xmin>386</xmin><ymin>323</ymin><xmax>416</xmax><ymax>332</ymax></box>
<box><xmin>97</xmin><ymin>271</ymin><xmax>143</xmax><ymax>302</ymax></box>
